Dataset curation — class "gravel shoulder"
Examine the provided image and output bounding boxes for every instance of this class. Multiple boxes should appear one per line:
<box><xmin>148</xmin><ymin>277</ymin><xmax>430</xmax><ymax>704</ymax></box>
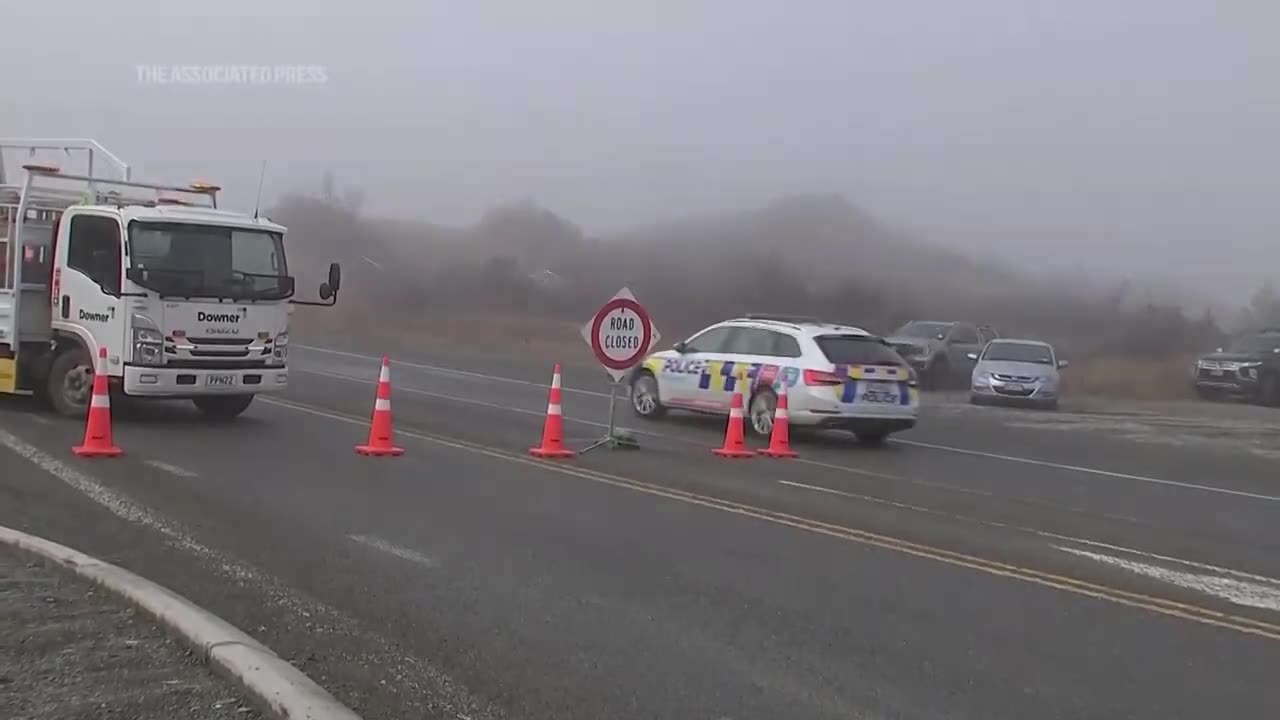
<box><xmin>0</xmin><ymin>543</ymin><xmax>262</xmax><ymax>720</ymax></box>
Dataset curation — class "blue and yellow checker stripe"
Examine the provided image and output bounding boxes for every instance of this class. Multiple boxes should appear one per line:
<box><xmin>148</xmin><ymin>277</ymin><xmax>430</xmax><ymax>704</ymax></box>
<box><xmin>832</xmin><ymin>364</ymin><xmax>917</xmax><ymax>406</ymax></box>
<box><xmin>695</xmin><ymin>361</ymin><xmax>800</xmax><ymax>393</ymax></box>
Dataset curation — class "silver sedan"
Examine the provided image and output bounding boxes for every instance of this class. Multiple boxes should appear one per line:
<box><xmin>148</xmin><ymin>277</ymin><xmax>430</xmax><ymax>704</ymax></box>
<box><xmin>967</xmin><ymin>339</ymin><xmax>1067</xmax><ymax>410</ymax></box>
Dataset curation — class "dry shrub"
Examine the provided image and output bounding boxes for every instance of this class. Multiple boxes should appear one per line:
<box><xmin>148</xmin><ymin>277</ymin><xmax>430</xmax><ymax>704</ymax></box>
<box><xmin>1061</xmin><ymin>354</ymin><xmax>1197</xmax><ymax>401</ymax></box>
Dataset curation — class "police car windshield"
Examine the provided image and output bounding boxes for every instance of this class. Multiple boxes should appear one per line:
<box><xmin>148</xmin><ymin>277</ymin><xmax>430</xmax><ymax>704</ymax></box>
<box><xmin>127</xmin><ymin>222</ymin><xmax>292</xmax><ymax>300</ymax></box>
<box><xmin>815</xmin><ymin>335</ymin><xmax>904</xmax><ymax>366</ymax></box>
<box><xmin>982</xmin><ymin>342</ymin><xmax>1053</xmax><ymax>364</ymax></box>
<box><xmin>896</xmin><ymin>322</ymin><xmax>950</xmax><ymax>339</ymax></box>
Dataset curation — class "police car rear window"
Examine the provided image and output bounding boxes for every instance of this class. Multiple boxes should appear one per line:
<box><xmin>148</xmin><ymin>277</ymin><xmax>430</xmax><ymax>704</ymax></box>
<box><xmin>814</xmin><ymin>335</ymin><xmax>904</xmax><ymax>365</ymax></box>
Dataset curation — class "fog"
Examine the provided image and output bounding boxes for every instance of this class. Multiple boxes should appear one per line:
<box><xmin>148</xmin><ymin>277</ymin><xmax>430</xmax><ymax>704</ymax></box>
<box><xmin>4</xmin><ymin>0</ymin><xmax>1277</xmax><ymax>307</ymax></box>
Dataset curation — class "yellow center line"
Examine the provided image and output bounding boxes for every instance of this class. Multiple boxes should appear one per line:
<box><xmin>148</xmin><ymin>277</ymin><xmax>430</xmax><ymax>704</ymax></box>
<box><xmin>262</xmin><ymin>396</ymin><xmax>1280</xmax><ymax>642</ymax></box>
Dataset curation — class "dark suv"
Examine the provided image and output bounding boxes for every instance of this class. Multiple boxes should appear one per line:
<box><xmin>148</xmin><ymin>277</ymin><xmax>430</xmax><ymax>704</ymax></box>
<box><xmin>884</xmin><ymin>321</ymin><xmax>999</xmax><ymax>390</ymax></box>
<box><xmin>1192</xmin><ymin>329</ymin><xmax>1280</xmax><ymax>405</ymax></box>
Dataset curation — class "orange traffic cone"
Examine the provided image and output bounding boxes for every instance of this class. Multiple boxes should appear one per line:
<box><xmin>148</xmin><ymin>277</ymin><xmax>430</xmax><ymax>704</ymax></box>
<box><xmin>73</xmin><ymin>347</ymin><xmax>122</xmax><ymax>458</ymax></box>
<box><xmin>712</xmin><ymin>392</ymin><xmax>754</xmax><ymax>458</ymax></box>
<box><xmin>355</xmin><ymin>356</ymin><xmax>404</xmax><ymax>457</ymax></box>
<box><xmin>529</xmin><ymin>364</ymin><xmax>575</xmax><ymax>459</ymax></box>
<box><xmin>758</xmin><ymin>383</ymin><xmax>798</xmax><ymax>458</ymax></box>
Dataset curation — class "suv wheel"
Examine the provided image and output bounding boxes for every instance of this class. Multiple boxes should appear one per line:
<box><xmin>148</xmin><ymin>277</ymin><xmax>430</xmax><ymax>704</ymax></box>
<box><xmin>630</xmin><ymin>371</ymin><xmax>666</xmax><ymax>420</ymax></box>
<box><xmin>1261</xmin><ymin>374</ymin><xmax>1280</xmax><ymax>407</ymax></box>
<box><xmin>925</xmin><ymin>356</ymin><xmax>950</xmax><ymax>391</ymax></box>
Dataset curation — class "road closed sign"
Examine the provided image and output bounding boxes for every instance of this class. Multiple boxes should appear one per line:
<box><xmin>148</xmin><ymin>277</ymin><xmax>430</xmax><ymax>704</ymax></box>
<box><xmin>581</xmin><ymin>287</ymin><xmax>660</xmax><ymax>381</ymax></box>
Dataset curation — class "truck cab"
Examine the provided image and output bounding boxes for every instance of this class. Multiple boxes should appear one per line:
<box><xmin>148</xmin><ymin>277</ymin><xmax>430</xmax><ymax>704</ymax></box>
<box><xmin>0</xmin><ymin>139</ymin><xmax>341</xmax><ymax>419</ymax></box>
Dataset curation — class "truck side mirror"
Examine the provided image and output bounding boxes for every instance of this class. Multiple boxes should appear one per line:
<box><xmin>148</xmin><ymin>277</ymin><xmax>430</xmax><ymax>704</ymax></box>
<box><xmin>673</xmin><ymin>341</ymin><xmax>688</xmax><ymax>353</ymax></box>
<box><xmin>966</xmin><ymin>352</ymin><xmax>978</xmax><ymax>361</ymax></box>
<box><xmin>318</xmin><ymin>283</ymin><xmax>333</xmax><ymax>300</ymax></box>
<box><xmin>327</xmin><ymin>262</ymin><xmax>342</xmax><ymax>293</ymax></box>
<box><xmin>1057</xmin><ymin>359</ymin><xmax>1070</xmax><ymax>368</ymax></box>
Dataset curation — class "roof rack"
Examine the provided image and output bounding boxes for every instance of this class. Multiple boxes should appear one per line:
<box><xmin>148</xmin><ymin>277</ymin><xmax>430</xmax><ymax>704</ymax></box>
<box><xmin>0</xmin><ymin>138</ymin><xmax>130</xmax><ymax>183</ymax></box>
<box><xmin>741</xmin><ymin>313</ymin><xmax>825</xmax><ymax>324</ymax></box>
<box><xmin>2</xmin><ymin>168</ymin><xmax>218</xmax><ymax>214</ymax></box>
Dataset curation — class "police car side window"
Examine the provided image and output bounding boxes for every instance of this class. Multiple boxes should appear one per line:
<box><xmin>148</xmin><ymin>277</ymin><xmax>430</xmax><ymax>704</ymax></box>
<box><xmin>724</xmin><ymin>328</ymin><xmax>773</xmax><ymax>356</ymax></box>
<box><xmin>771</xmin><ymin>333</ymin><xmax>802</xmax><ymax>358</ymax></box>
<box><xmin>683</xmin><ymin>327</ymin><xmax>735</xmax><ymax>354</ymax></box>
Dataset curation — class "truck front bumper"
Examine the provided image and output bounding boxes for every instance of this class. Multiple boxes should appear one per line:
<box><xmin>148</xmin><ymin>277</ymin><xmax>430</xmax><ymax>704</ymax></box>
<box><xmin>122</xmin><ymin>365</ymin><xmax>288</xmax><ymax>397</ymax></box>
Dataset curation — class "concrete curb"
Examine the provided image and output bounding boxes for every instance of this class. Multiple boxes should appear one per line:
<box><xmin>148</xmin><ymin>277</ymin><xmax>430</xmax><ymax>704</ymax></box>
<box><xmin>0</xmin><ymin>525</ymin><xmax>363</xmax><ymax>720</ymax></box>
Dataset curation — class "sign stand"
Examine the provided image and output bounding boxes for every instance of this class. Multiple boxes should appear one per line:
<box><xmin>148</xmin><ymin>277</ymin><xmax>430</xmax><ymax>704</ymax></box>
<box><xmin>578</xmin><ymin>287</ymin><xmax>658</xmax><ymax>454</ymax></box>
<box><xmin>579</xmin><ymin>381</ymin><xmax>638</xmax><ymax>453</ymax></box>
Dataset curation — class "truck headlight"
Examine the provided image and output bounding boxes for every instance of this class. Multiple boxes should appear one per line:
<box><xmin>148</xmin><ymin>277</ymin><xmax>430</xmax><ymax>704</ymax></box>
<box><xmin>272</xmin><ymin>331</ymin><xmax>289</xmax><ymax>363</ymax></box>
<box><xmin>132</xmin><ymin>313</ymin><xmax>163</xmax><ymax>365</ymax></box>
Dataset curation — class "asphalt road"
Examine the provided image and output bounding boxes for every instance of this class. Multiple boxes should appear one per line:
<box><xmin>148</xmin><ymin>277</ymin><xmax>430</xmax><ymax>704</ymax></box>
<box><xmin>1</xmin><ymin>341</ymin><xmax>1279</xmax><ymax>719</ymax></box>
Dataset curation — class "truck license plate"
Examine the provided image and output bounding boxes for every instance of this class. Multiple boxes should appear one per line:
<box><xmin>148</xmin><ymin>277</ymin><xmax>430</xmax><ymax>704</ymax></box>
<box><xmin>206</xmin><ymin>374</ymin><xmax>237</xmax><ymax>387</ymax></box>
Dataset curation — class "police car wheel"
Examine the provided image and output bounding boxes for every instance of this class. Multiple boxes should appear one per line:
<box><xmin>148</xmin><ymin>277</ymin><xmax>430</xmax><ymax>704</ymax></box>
<box><xmin>854</xmin><ymin>430</ymin><xmax>889</xmax><ymax>446</ymax></box>
<box><xmin>630</xmin><ymin>372</ymin><xmax>666</xmax><ymax>419</ymax></box>
<box><xmin>748</xmin><ymin>389</ymin><xmax>777</xmax><ymax>437</ymax></box>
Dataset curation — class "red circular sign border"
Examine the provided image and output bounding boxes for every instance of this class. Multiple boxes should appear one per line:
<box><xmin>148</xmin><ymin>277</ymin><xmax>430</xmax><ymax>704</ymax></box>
<box><xmin>590</xmin><ymin>297</ymin><xmax>653</xmax><ymax>370</ymax></box>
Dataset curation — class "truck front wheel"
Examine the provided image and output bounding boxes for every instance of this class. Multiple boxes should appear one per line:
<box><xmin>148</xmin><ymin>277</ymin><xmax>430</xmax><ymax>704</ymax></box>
<box><xmin>193</xmin><ymin>394</ymin><xmax>255</xmax><ymax>420</ymax></box>
<box><xmin>47</xmin><ymin>346</ymin><xmax>94</xmax><ymax>417</ymax></box>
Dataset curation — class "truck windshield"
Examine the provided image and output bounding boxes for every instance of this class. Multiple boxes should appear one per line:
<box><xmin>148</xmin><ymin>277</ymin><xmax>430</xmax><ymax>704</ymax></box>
<box><xmin>126</xmin><ymin>222</ymin><xmax>293</xmax><ymax>300</ymax></box>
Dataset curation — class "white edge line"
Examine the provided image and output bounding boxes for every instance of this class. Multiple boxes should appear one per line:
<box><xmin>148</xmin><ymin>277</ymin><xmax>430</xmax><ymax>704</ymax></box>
<box><xmin>1040</xmin><ymin>533</ymin><xmax>1280</xmax><ymax>585</ymax></box>
<box><xmin>891</xmin><ymin>438</ymin><xmax>1280</xmax><ymax>503</ymax></box>
<box><xmin>347</xmin><ymin>534</ymin><xmax>437</xmax><ymax>568</ymax></box>
<box><xmin>296</xmin><ymin>344</ymin><xmax>613</xmax><ymax>398</ymax></box>
<box><xmin>0</xmin><ymin>524</ymin><xmax>362</xmax><ymax>720</ymax></box>
<box><xmin>778</xmin><ymin>479</ymin><xmax>1280</xmax><ymax>586</ymax></box>
<box><xmin>144</xmin><ymin>459</ymin><xmax>200</xmax><ymax>479</ymax></box>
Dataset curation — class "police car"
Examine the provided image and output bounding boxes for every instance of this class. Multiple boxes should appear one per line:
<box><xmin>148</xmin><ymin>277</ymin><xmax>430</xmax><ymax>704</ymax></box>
<box><xmin>629</xmin><ymin>314</ymin><xmax>919</xmax><ymax>444</ymax></box>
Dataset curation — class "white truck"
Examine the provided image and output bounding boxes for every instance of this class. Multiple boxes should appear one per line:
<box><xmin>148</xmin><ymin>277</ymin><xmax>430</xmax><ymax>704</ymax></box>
<box><xmin>0</xmin><ymin>139</ymin><xmax>341</xmax><ymax>419</ymax></box>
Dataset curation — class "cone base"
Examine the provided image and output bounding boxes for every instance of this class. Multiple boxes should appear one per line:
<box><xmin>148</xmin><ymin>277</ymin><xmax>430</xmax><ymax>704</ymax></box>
<box><xmin>529</xmin><ymin>446</ymin><xmax>576</xmax><ymax>458</ymax></box>
<box><xmin>355</xmin><ymin>444</ymin><xmax>405</xmax><ymax>457</ymax></box>
<box><xmin>712</xmin><ymin>447</ymin><xmax>755</xmax><ymax>458</ymax></box>
<box><xmin>758</xmin><ymin>447</ymin><xmax>799</xmax><ymax>458</ymax></box>
<box><xmin>73</xmin><ymin>444</ymin><xmax>122</xmax><ymax>458</ymax></box>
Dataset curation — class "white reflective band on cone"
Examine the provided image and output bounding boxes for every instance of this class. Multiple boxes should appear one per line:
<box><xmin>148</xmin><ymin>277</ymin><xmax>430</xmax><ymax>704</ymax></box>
<box><xmin>775</xmin><ymin>409</ymin><xmax>788</xmax><ymax>419</ymax></box>
<box><xmin>374</xmin><ymin>398</ymin><xmax>391</xmax><ymax>411</ymax></box>
<box><xmin>729</xmin><ymin>408</ymin><xmax>743</xmax><ymax>418</ymax></box>
<box><xmin>551</xmin><ymin>375</ymin><xmax>562</xmax><ymax>389</ymax></box>
<box><xmin>548</xmin><ymin>403</ymin><xmax>562</xmax><ymax>415</ymax></box>
<box><xmin>90</xmin><ymin>394</ymin><xmax>110</xmax><ymax>408</ymax></box>
<box><xmin>379</xmin><ymin>366</ymin><xmax>391</xmax><ymax>382</ymax></box>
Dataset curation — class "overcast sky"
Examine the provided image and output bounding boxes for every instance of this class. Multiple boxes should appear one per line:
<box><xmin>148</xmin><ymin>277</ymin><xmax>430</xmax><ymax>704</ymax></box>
<box><xmin>3</xmin><ymin>0</ymin><xmax>1275</xmax><ymax>303</ymax></box>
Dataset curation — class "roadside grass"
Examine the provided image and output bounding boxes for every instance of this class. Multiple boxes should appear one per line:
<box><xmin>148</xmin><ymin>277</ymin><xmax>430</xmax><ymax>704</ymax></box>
<box><xmin>1061</xmin><ymin>354</ymin><xmax>1198</xmax><ymax>402</ymax></box>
